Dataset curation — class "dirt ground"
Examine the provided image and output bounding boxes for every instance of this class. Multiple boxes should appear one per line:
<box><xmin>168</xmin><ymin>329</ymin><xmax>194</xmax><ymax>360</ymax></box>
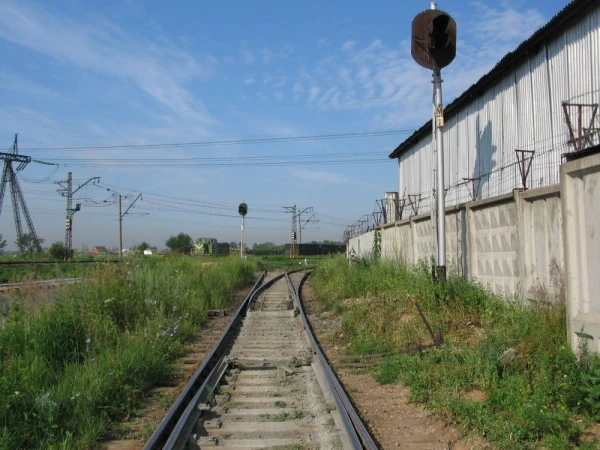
<box><xmin>301</xmin><ymin>280</ymin><xmax>491</xmax><ymax>450</ymax></box>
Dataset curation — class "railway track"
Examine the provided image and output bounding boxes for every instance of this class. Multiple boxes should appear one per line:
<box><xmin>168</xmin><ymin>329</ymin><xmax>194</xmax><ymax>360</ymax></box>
<box><xmin>145</xmin><ymin>270</ymin><xmax>378</xmax><ymax>450</ymax></box>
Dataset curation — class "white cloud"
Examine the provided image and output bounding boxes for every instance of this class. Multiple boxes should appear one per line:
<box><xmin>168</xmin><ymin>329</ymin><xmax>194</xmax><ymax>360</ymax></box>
<box><xmin>293</xmin><ymin>83</ymin><xmax>304</xmax><ymax>100</ymax></box>
<box><xmin>307</xmin><ymin>86</ymin><xmax>320</xmax><ymax>102</ymax></box>
<box><xmin>292</xmin><ymin>169</ymin><xmax>349</xmax><ymax>184</ymax></box>
<box><xmin>240</xmin><ymin>41</ymin><xmax>255</xmax><ymax>64</ymax></box>
<box><xmin>260</xmin><ymin>48</ymin><xmax>273</xmax><ymax>64</ymax></box>
<box><xmin>274</xmin><ymin>91</ymin><xmax>284</xmax><ymax>101</ymax></box>
<box><xmin>0</xmin><ymin>1</ymin><xmax>217</xmax><ymax>130</ymax></box>
<box><xmin>341</xmin><ymin>41</ymin><xmax>356</xmax><ymax>52</ymax></box>
<box><xmin>244</xmin><ymin>77</ymin><xmax>255</xmax><ymax>85</ymax></box>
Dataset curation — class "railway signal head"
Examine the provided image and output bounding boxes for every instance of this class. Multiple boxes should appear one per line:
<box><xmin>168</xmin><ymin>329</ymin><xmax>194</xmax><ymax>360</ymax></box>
<box><xmin>292</xmin><ymin>231</ymin><xmax>297</xmax><ymax>240</ymax></box>
<box><xmin>238</xmin><ymin>202</ymin><xmax>248</xmax><ymax>217</ymax></box>
<box><xmin>411</xmin><ymin>9</ymin><xmax>456</xmax><ymax>70</ymax></box>
<box><xmin>65</xmin><ymin>218</ymin><xmax>72</xmax><ymax>230</ymax></box>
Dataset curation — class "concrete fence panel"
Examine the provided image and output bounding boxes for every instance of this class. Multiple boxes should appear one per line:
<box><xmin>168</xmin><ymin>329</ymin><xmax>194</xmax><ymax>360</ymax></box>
<box><xmin>561</xmin><ymin>153</ymin><xmax>600</xmax><ymax>353</ymax></box>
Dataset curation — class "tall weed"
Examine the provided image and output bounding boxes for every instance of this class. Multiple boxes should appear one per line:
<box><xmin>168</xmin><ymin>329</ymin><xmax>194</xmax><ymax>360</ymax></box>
<box><xmin>312</xmin><ymin>255</ymin><xmax>600</xmax><ymax>449</ymax></box>
<box><xmin>0</xmin><ymin>256</ymin><xmax>257</xmax><ymax>448</ymax></box>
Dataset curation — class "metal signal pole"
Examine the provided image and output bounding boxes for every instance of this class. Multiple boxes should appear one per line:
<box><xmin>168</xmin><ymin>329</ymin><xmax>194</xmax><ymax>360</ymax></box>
<box><xmin>239</xmin><ymin>203</ymin><xmax>248</xmax><ymax>259</ymax></box>
<box><xmin>411</xmin><ymin>2</ymin><xmax>456</xmax><ymax>281</ymax></box>
<box><xmin>433</xmin><ymin>68</ymin><xmax>446</xmax><ymax>277</ymax></box>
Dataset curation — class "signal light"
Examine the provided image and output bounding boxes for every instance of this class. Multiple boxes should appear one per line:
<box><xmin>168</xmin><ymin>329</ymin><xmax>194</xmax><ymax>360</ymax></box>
<box><xmin>430</xmin><ymin>14</ymin><xmax>451</xmax><ymax>51</ymax></box>
<box><xmin>292</xmin><ymin>232</ymin><xmax>297</xmax><ymax>240</ymax></box>
<box><xmin>238</xmin><ymin>202</ymin><xmax>248</xmax><ymax>216</ymax></box>
<box><xmin>411</xmin><ymin>9</ymin><xmax>456</xmax><ymax>70</ymax></box>
<box><xmin>66</xmin><ymin>218</ymin><xmax>72</xmax><ymax>230</ymax></box>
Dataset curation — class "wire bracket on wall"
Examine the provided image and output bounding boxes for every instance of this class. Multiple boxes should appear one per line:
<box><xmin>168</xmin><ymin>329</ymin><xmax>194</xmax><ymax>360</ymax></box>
<box><xmin>395</xmin><ymin>198</ymin><xmax>406</xmax><ymax>221</ymax></box>
<box><xmin>372</xmin><ymin>211</ymin><xmax>383</xmax><ymax>228</ymax></box>
<box><xmin>407</xmin><ymin>194</ymin><xmax>422</xmax><ymax>216</ymax></box>
<box><xmin>461</xmin><ymin>177</ymin><xmax>481</xmax><ymax>201</ymax></box>
<box><xmin>376</xmin><ymin>199</ymin><xmax>387</xmax><ymax>224</ymax></box>
<box><xmin>562</xmin><ymin>102</ymin><xmax>600</xmax><ymax>152</ymax></box>
<box><xmin>515</xmin><ymin>149</ymin><xmax>535</xmax><ymax>190</ymax></box>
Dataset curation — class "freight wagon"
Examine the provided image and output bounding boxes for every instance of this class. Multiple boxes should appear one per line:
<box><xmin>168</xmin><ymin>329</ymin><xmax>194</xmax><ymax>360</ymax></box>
<box><xmin>194</xmin><ymin>238</ymin><xmax>230</xmax><ymax>256</ymax></box>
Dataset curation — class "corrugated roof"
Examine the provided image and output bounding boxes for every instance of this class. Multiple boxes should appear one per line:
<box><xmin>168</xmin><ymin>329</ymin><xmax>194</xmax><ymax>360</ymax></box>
<box><xmin>389</xmin><ymin>0</ymin><xmax>597</xmax><ymax>159</ymax></box>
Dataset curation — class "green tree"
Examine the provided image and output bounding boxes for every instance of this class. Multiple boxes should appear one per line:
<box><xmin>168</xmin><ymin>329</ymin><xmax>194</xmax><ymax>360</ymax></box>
<box><xmin>16</xmin><ymin>233</ymin><xmax>44</xmax><ymax>257</ymax></box>
<box><xmin>253</xmin><ymin>241</ymin><xmax>277</xmax><ymax>251</ymax></box>
<box><xmin>49</xmin><ymin>241</ymin><xmax>69</xmax><ymax>260</ymax></box>
<box><xmin>136</xmin><ymin>242</ymin><xmax>151</xmax><ymax>252</ymax></box>
<box><xmin>165</xmin><ymin>233</ymin><xmax>193</xmax><ymax>254</ymax></box>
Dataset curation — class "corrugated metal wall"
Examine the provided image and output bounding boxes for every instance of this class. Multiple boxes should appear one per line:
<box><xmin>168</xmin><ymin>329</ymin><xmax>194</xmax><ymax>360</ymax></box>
<box><xmin>397</xmin><ymin>5</ymin><xmax>600</xmax><ymax>211</ymax></box>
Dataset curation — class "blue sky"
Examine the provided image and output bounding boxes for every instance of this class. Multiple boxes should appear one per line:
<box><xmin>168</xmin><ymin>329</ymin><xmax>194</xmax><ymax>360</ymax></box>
<box><xmin>0</xmin><ymin>0</ymin><xmax>568</xmax><ymax>250</ymax></box>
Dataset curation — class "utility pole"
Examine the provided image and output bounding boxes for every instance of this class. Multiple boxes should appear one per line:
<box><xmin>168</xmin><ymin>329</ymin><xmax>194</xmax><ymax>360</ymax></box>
<box><xmin>283</xmin><ymin>205</ymin><xmax>297</xmax><ymax>258</ymax></box>
<box><xmin>297</xmin><ymin>207</ymin><xmax>319</xmax><ymax>249</ymax></box>
<box><xmin>119</xmin><ymin>195</ymin><xmax>122</xmax><ymax>260</ymax></box>
<box><xmin>411</xmin><ymin>3</ymin><xmax>456</xmax><ymax>281</ymax></box>
<box><xmin>118</xmin><ymin>193</ymin><xmax>142</xmax><ymax>260</ymax></box>
<box><xmin>56</xmin><ymin>172</ymin><xmax>100</xmax><ymax>260</ymax></box>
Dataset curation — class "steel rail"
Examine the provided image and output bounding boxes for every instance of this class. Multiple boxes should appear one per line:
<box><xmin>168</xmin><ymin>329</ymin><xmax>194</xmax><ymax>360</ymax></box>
<box><xmin>290</xmin><ymin>271</ymin><xmax>380</xmax><ymax>450</ymax></box>
<box><xmin>144</xmin><ymin>272</ymin><xmax>269</xmax><ymax>450</ymax></box>
<box><xmin>163</xmin><ymin>273</ymin><xmax>288</xmax><ymax>450</ymax></box>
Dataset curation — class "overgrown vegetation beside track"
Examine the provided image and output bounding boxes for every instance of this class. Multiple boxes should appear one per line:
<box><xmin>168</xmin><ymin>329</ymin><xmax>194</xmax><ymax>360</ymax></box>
<box><xmin>0</xmin><ymin>261</ymin><xmax>102</xmax><ymax>284</ymax></box>
<box><xmin>0</xmin><ymin>256</ymin><xmax>257</xmax><ymax>449</ymax></box>
<box><xmin>312</xmin><ymin>255</ymin><xmax>600</xmax><ymax>449</ymax></box>
<box><xmin>251</xmin><ymin>254</ymin><xmax>325</xmax><ymax>271</ymax></box>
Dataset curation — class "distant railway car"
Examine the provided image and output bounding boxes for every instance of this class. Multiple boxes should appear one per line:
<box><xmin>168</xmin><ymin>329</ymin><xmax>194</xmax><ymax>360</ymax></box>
<box><xmin>194</xmin><ymin>238</ymin><xmax>229</xmax><ymax>256</ymax></box>
<box><xmin>214</xmin><ymin>242</ymin><xmax>230</xmax><ymax>256</ymax></box>
<box><xmin>195</xmin><ymin>238</ymin><xmax>217</xmax><ymax>255</ymax></box>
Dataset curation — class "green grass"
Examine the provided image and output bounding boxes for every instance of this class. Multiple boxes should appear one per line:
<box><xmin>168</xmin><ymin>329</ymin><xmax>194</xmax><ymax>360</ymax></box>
<box><xmin>311</xmin><ymin>255</ymin><xmax>600</xmax><ymax>449</ymax></box>
<box><xmin>0</xmin><ymin>261</ymin><xmax>107</xmax><ymax>284</ymax></box>
<box><xmin>249</xmin><ymin>254</ymin><xmax>332</xmax><ymax>271</ymax></box>
<box><xmin>261</xmin><ymin>409</ymin><xmax>303</xmax><ymax>422</ymax></box>
<box><xmin>0</xmin><ymin>255</ymin><xmax>258</xmax><ymax>449</ymax></box>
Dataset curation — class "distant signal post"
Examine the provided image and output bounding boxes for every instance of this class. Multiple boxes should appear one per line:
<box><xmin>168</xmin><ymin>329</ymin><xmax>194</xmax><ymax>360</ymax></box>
<box><xmin>411</xmin><ymin>2</ymin><xmax>456</xmax><ymax>280</ymax></box>
<box><xmin>239</xmin><ymin>202</ymin><xmax>247</xmax><ymax>259</ymax></box>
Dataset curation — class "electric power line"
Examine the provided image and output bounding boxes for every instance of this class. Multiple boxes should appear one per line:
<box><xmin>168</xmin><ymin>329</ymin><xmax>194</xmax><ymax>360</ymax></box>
<box><xmin>21</xmin><ymin>129</ymin><xmax>413</xmax><ymax>152</ymax></box>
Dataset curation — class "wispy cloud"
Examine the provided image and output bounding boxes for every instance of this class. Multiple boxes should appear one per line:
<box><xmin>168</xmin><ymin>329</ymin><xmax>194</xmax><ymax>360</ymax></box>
<box><xmin>0</xmin><ymin>1</ymin><xmax>218</xmax><ymax>131</ymax></box>
<box><xmin>240</xmin><ymin>41</ymin><xmax>255</xmax><ymax>64</ymax></box>
<box><xmin>288</xmin><ymin>1</ymin><xmax>547</xmax><ymax>128</ymax></box>
<box><xmin>292</xmin><ymin>169</ymin><xmax>349</xmax><ymax>184</ymax></box>
<box><xmin>244</xmin><ymin>77</ymin><xmax>256</xmax><ymax>85</ymax></box>
<box><xmin>0</xmin><ymin>71</ymin><xmax>64</xmax><ymax>99</ymax></box>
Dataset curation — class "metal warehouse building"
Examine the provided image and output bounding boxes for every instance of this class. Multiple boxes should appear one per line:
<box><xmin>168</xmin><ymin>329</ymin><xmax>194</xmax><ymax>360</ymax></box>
<box><xmin>389</xmin><ymin>0</ymin><xmax>599</xmax><ymax>212</ymax></box>
<box><xmin>347</xmin><ymin>0</ymin><xmax>600</xmax><ymax>302</ymax></box>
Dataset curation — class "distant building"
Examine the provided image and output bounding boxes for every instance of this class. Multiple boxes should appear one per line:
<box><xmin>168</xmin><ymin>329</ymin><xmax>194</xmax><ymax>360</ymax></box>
<box><xmin>92</xmin><ymin>246</ymin><xmax>108</xmax><ymax>255</ymax></box>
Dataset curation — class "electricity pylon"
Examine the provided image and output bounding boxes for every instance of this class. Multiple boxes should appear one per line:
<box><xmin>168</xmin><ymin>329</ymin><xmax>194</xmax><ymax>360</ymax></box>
<box><xmin>0</xmin><ymin>134</ymin><xmax>42</xmax><ymax>253</ymax></box>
